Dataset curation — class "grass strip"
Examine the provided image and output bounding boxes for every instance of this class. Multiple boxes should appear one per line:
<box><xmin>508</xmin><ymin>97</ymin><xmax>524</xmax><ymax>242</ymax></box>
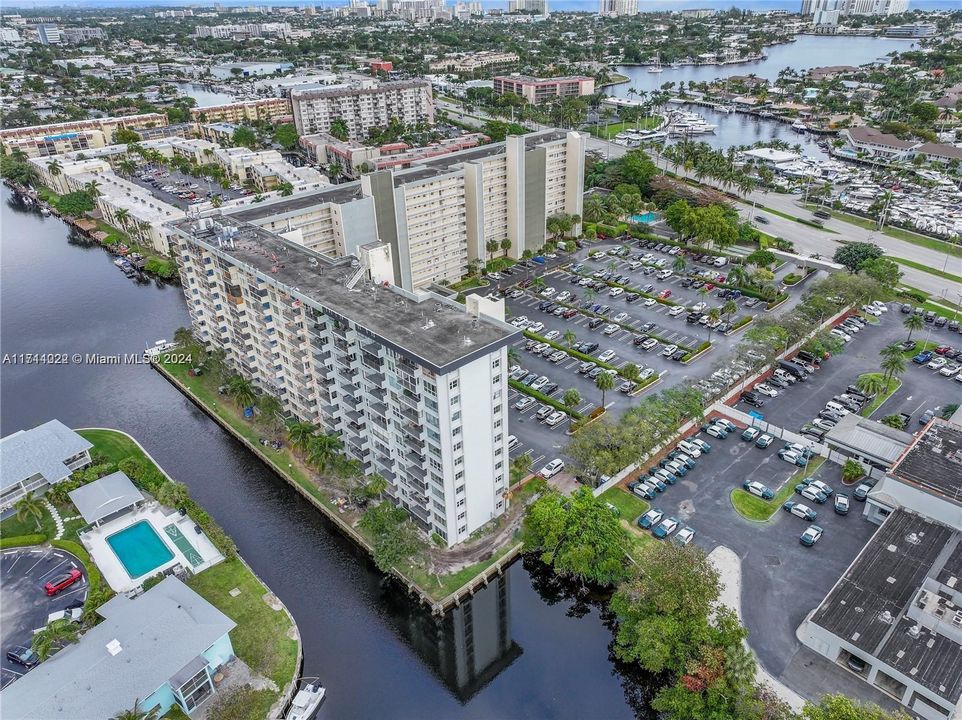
<box><xmin>893</xmin><ymin>257</ymin><xmax>962</xmax><ymax>285</ymax></box>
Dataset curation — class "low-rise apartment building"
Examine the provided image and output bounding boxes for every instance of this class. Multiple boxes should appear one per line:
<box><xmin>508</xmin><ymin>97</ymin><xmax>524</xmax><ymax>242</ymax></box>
<box><xmin>0</xmin><ymin>113</ymin><xmax>169</xmax><ymax>157</ymax></box>
<box><xmin>170</xmin><ymin>218</ymin><xmax>518</xmax><ymax>545</ymax></box>
<box><xmin>190</xmin><ymin>98</ymin><xmax>293</xmax><ymax>125</ymax></box>
<box><xmin>223</xmin><ymin>129</ymin><xmax>584</xmax><ymax>290</ymax></box>
<box><xmin>0</xmin><ymin>419</ymin><xmax>93</xmax><ymax>510</ymax></box>
<box><xmin>428</xmin><ymin>51</ymin><xmax>520</xmax><ymax>75</ymax></box>
<box><xmin>493</xmin><ymin>74</ymin><xmax>595</xmax><ymax>104</ymax></box>
<box><xmin>290</xmin><ymin>80</ymin><xmax>434</xmax><ymax>141</ymax></box>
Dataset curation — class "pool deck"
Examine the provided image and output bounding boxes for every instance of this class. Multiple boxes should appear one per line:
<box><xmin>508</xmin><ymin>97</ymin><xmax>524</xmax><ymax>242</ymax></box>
<box><xmin>79</xmin><ymin>502</ymin><xmax>224</xmax><ymax>593</ymax></box>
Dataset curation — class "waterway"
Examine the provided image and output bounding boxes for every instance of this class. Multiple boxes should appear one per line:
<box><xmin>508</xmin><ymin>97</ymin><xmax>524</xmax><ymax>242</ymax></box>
<box><xmin>173</xmin><ymin>82</ymin><xmax>236</xmax><ymax>107</ymax></box>
<box><xmin>0</xmin><ymin>187</ymin><xmax>650</xmax><ymax>719</ymax></box>
<box><xmin>607</xmin><ymin>34</ymin><xmax>916</xmax><ymax>157</ymax></box>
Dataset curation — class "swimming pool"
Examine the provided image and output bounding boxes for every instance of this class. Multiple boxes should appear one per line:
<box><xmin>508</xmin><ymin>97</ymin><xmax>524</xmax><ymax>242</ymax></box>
<box><xmin>106</xmin><ymin>520</ymin><xmax>174</xmax><ymax>579</ymax></box>
<box><xmin>630</xmin><ymin>212</ymin><xmax>659</xmax><ymax>224</ymax></box>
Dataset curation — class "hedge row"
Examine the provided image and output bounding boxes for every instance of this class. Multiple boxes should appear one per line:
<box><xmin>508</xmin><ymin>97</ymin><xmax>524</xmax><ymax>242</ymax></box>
<box><xmin>625</xmin><ymin>227</ymin><xmax>743</xmax><ymax>261</ymax></box>
<box><xmin>0</xmin><ymin>534</ymin><xmax>46</xmax><ymax>549</ymax></box>
<box><xmin>508</xmin><ymin>378</ymin><xmax>584</xmax><ymax>419</ymax></box>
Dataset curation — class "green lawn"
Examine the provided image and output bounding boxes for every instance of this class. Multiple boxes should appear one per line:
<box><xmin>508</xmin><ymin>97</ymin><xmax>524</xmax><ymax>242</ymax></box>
<box><xmin>600</xmin><ymin>486</ymin><xmax>650</xmax><ymax>523</ymax></box>
<box><xmin>449</xmin><ymin>276</ymin><xmax>486</xmax><ymax>292</ymax></box>
<box><xmin>588</xmin><ymin>118</ymin><xmax>662</xmax><ymax>139</ymax></box>
<box><xmin>78</xmin><ymin>428</ymin><xmax>150</xmax><ymax>465</ymax></box>
<box><xmin>902</xmin><ymin>340</ymin><xmax>940</xmax><ymax>357</ymax></box>
<box><xmin>731</xmin><ymin>457</ymin><xmax>825</xmax><ymax>522</ymax></box>
<box><xmin>187</xmin><ymin>559</ymin><xmax>299</xmax><ymax>720</ymax></box>
<box><xmin>893</xmin><ymin>257</ymin><xmax>962</xmax><ymax>284</ymax></box>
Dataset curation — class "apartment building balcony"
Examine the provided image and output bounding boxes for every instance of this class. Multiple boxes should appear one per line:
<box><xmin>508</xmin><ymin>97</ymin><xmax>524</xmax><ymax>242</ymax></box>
<box><xmin>368</xmin><ymin>399</ymin><xmax>388</xmax><ymax>418</ymax></box>
<box><xmin>360</xmin><ymin>340</ymin><xmax>381</xmax><ymax>356</ymax></box>
<box><xmin>405</xmin><ymin>449</ymin><xmax>425</xmax><ymax>466</ymax></box>
<box><xmin>368</xmin><ymin>384</ymin><xmax>386</xmax><ymax>401</ymax></box>
<box><xmin>397</xmin><ymin>390</ymin><xmax>420</xmax><ymax>411</ymax></box>
<box><xmin>347</xmin><ymin>419</ymin><xmax>365</xmax><ymax>434</ymax></box>
<box><xmin>363</xmin><ymin>370</ymin><xmax>385</xmax><ymax>387</ymax></box>
<box><xmin>332</xmin><ymin>338</ymin><xmax>349</xmax><ymax>354</ymax></box>
<box><xmin>360</xmin><ymin>353</ymin><xmax>381</xmax><ymax>371</ymax></box>
<box><xmin>341</xmin><ymin>393</ymin><xmax>359</xmax><ymax>408</ymax></box>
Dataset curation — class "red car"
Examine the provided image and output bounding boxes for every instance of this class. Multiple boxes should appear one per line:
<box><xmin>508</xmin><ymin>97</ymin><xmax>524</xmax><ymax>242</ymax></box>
<box><xmin>935</xmin><ymin>345</ymin><xmax>951</xmax><ymax>355</ymax></box>
<box><xmin>562</xmin><ymin>308</ymin><xmax>578</xmax><ymax>319</ymax></box>
<box><xmin>44</xmin><ymin>568</ymin><xmax>82</xmax><ymax>596</ymax></box>
<box><xmin>705</xmin><ymin>283</ymin><xmax>715</xmax><ymax>291</ymax></box>
<box><xmin>658</xmin><ymin>289</ymin><xmax>672</xmax><ymax>299</ymax></box>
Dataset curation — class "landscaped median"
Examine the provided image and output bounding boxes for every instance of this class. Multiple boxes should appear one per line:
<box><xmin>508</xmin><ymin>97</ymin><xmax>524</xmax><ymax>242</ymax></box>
<box><xmin>857</xmin><ymin>375</ymin><xmax>901</xmax><ymax>418</ymax></box>
<box><xmin>730</xmin><ymin>457</ymin><xmax>826</xmax><ymax>522</ymax></box>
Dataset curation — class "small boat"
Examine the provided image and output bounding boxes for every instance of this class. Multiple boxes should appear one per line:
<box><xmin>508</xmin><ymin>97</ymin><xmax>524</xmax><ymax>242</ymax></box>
<box><xmin>648</xmin><ymin>53</ymin><xmax>663</xmax><ymax>73</ymax></box>
<box><xmin>715</xmin><ymin>105</ymin><xmax>735</xmax><ymax>113</ymax></box>
<box><xmin>113</xmin><ymin>257</ymin><xmax>127</xmax><ymax>267</ymax></box>
<box><xmin>40</xmin><ymin>205</ymin><xmax>51</xmax><ymax>216</ymax></box>
<box><xmin>285</xmin><ymin>679</ymin><xmax>326</xmax><ymax>720</ymax></box>
<box><xmin>145</xmin><ymin>339</ymin><xmax>176</xmax><ymax>359</ymax></box>
<box><xmin>792</xmin><ymin>120</ymin><xmax>807</xmax><ymax>133</ymax></box>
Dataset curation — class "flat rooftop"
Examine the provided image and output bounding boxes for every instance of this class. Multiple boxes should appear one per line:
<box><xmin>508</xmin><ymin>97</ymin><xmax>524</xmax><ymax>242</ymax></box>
<box><xmin>891</xmin><ymin>419</ymin><xmax>962</xmax><ymax>504</ymax></box>
<box><xmin>810</xmin><ymin>509</ymin><xmax>962</xmax><ymax>703</ymax></box>
<box><xmin>173</xmin><ymin>219</ymin><xmax>518</xmax><ymax>372</ymax></box>
<box><xmin>225</xmin><ymin>183</ymin><xmax>366</xmax><ymax>222</ymax></box>
<box><xmin>824</xmin><ymin>413</ymin><xmax>914</xmax><ymax>465</ymax></box>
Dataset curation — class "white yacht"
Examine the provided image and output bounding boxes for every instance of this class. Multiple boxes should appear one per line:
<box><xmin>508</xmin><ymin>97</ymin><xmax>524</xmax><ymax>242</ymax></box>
<box><xmin>284</xmin><ymin>679</ymin><xmax>326</xmax><ymax>720</ymax></box>
<box><xmin>648</xmin><ymin>54</ymin><xmax>663</xmax><ymax>73</ymax></box>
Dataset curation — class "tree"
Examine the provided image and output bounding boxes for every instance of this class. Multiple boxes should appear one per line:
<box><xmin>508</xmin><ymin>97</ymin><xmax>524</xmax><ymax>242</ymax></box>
<box><xmin>226</xmin><ymin>375</ymin><xmax>256</xmax><ymax>408</ymax></box>
<box><xmin>32</xmin><ymin>619</ymin><xmax>79</xmax><ymax>661</ymax></box>
<box><xmin>114</xmin><ymin>127</ymin><xmax>142</xmax><ymax>144</ymax></box>
<box><xmin>277</xmin><ymin>181</ymin><xmax>294</xmax><ymax>197</ymax></box>
<box><xmin>801</xmin><ymin>694</ymin><xmax>910</xmax><ymax>720</ymax></box>
<box><xmin>903</xmin><ymin>312</ymin><xmax>924</xmax><ymax>341</ymax></box>
<box><xmin>485</xmin><ymin>239</ymin><xmax>500</xmax><ymax>260</ymax></box>
<box><xmin>232</xmin><ymin>126</ymin><xmax>258</xmax><ymax>150</ymax></box>
<box><xmin>858</xmin><ymin>257</ymin><xmax>901</xmax><ymax>289</ymax></box>
<box><xmin>358</xmin><ymin>502</ymin><xmax>424</xmax><ymax>573</ymax></box>
<box><xmin>114</xmin><ymin>207</ymin><xmax>130</xmax><ymax>229</ymax></box>
<box><xmin>500</xmin><ymin>238</ymin><xmax>512</xmax><ymax>257</ymax></box>
<box><xmin>842</xmin><ymin>458</ymin><xmax>866</xmax><ymax>483</ymax></box>
<box><xmin>273</xmin><ymin>123</ymin><xmax>299</xmax><ymax>151</ymax></box>
<box><xmin>833</xmin><ymin>242</ymin><xmax>882</xmax><ymax>273</ymax></box>
<box><xmin>510</xmin><ymin>453</ymin><xmax>533</xmax><ymax>482</ymax></box>
<box><xmin>621</xmin><ymin>363</ymin><xmax>641</xmax><ymax>384</ymax></box>
<box><xmin>521</xmin><ymin>487</ymin><xmax>629</xmax><ymax>586</ymax></box>
<box><xmin>83</xmin><ymin>179</ymin><xmax>101</xmax><ymax>198</ymax></box>
<box><xmin>596</xmin><ymin>371</ymin><xmax>615</xmax><ymax>408</ymax></box>
<box><xmin>286</xmin><ymin>420</ymin><xmax>318</xmax><ymax>452</ymax></box>
<box><xmin>855</xmin><ymin>373</ymin><xmax>886</xmax><ymax>398</ymax></box>
<box><xmin>672</xmin><ymin>255</ymin><xmax>687</xmax><ymax>274</ymax></box>
<box><xmin>329</xmin><ymin>119</ymin><xmax>350</xmax><ymax>141</ymax></box>
<box><xmin>363</xmin><ymin>473</ymin><xmax>388</xmax><ymax>500</ymax></box>
<box><xmin>56</xmin><ymin>190</ymin><xmax>96</xmax><ymax>217</ymax></box>
<box><xmin>111</xmin><ymin>699</ymin><xmax>160</xmax><ymax>720</ymax></box>
<box><xmin>256</xmin><ymin>394</ymin><xmax>284</xmax><ymax>431</ymax></box>
<box><xmin>117</xmin><ymin>158</ymin><xmax>137</xmax><ymax>177</ymax></box>
<box><xmin>306</xmin><ymin>432</ymin><xmax>344</xmax><ymax>474</ymax></box>
<box><xmin>880</xmin><ymin>414</ymin><xmax>906</xmax><ymax>429</ymax></box>
<box><xmin>46</xmin><ymin>158</ymin><xmax>63</xmax><ymax>177</ymax></box>
<box><xmin>562</xmin><ymin>388</ymin><xmax>581</xmax><ymax>409</ymax></box>
<box><xmin>14</xmin><ymin>490</ymin><xmax>45</xmax><ymax>531</ymax></box>
<box><xmin>880</xmin><ymin>351</ymin><xmax>906</xmax><ymax>384</ymax></box>
<box><xmin>745</xmin><ymin>249</ymin><xmax>776</xmax><ymax>268</ymax></box>
<box><xmin>610</xmin><ymin>543</ymin><xmax>725</xmax><ymax>674</ymax></box>
<box><xmin>722</xmin><ymin>299</ymin><xmax>738</xmax><ymax>320</ymax></box>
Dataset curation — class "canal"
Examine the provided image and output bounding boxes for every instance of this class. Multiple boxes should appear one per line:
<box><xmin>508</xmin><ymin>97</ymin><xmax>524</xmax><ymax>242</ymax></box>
<box><xmin>0</xmin><ymin>187</ymin><xmax>650</xmax><ymax>719</ymax></box>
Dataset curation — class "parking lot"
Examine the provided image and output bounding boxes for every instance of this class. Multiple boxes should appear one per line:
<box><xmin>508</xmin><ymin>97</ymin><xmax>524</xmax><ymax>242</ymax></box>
<box><xmin>733</xmin><ymin>306</ymin><xmax>958</xmax><ymax>436</ymax></box>
<box><xmin>0</xmin><ymin>546</ymin><xmax>88</xmax><ymax>687</ymax></box>
<box><xmin>128</xmin><ymin>165</ymin><xmax>249</xmax><ymax>210</ymax></box>
<box><xmin>609</xmin><ymin>415</ymin><xmax>880</xmax><ymax>683</ymax></box>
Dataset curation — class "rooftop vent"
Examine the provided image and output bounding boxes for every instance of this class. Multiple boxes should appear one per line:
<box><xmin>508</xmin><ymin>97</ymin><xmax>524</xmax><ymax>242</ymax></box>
<box><xmin>905</xmin><ymin>532</ymin><xmax>921</xmax><ymax>545</ymax></box>
<box><xmin>106</xmin><ymin>639</ymin><xmax>123</xmax><ymax>656</ymax></box>
<box><xmin>878</xmin><ymin>610</ymin><xmax>894</xmax><ymax>624</ymax></box>
<box><xmin>907</xmin><ymin>625</ymin><xmax>921</xmax><ymax>638</ymax></box>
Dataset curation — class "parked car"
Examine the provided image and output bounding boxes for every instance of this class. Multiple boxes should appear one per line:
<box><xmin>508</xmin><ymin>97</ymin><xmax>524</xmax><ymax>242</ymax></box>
<box><xmin>539</xmin><ymin>459</ymin><xmax>565</xmax><ymax>478</ymax></box>
<box><xmin>6</xmin><ymin>646</ymin><xmax>39</xmax><ymax>669</ymax></box>
<box><xmin>783</xmin><ymin>501</ymin><xmax>817</xmax><ymax>521</ymax></box>
<box><xmin>673</xmin><ymin>527</ymin><xmax>695</xmax><ymax>546</ymax></box>
<box><xmin>795</xmin><ymin>484</ymin><xmax>827</xmax><ymax>504</ymax></box>
<box><xmin>755</xmin><ymin>434</ymin><xmax>774</xmax><ymax>448</ymax></box>
<box><xmin>638</xmin><ymin>508</ymin><xmax>664</xmax><ymax>530</ymax></box>
<box><xmin>834</xmin><ymin>494</ymin><xmax>850</xmax><ymax>515</ymax></box>
<box><xmin>741</xmin><ymin>427</ymin><xmax>761</xmax><ymax>441</ymax></box>
<box><xmin>652</xmin><ymin>516</ymin><xmax>680</xmax><ymax>539</ymax></box>
<box><xmin>799</xmin><ymin>525</ymin><xmax>823</xmax><ymax>547</ymax></box>
<box><xmin>743</xmin><ymin>480</ymin><xmax>774</xmax><ymax>500</ymax></box>
<box><xmin>44</xmin><ymin>568</ymin><xmax>82</xmax><ymax>597</ymax></box>
<box><xmin>545</xmin><ymin>411</ymin><xmax>566</xmax><ymax>427</ymax></box>
<box><xmin>514</xmin><ymin>396</ymin><xmax>536</xmax><ymax>411</ymax></box>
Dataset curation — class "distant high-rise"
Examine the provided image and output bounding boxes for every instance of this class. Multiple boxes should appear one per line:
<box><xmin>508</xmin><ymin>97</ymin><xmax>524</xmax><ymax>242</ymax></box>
<box><xmin>599</xmin><ymin>0</ymin><xmax>638</xmax><ymax>16</ymax></box>
<box><xmin>508</xmin><ymin>0</ymin><xmax>547</xmax><ymax>14</ymax></box>
<box><xmin>802</xmin><ymin>0</ymin><xmax>907</xmax><ymax>14</ymax></box>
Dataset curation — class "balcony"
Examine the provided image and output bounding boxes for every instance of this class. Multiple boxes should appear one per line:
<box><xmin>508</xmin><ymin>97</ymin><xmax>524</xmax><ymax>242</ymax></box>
<box><xmin>405</xmin><ymin>449</ymin><xmax>425</xmax><ymax>466</ymax></box>
<box><xmin>399</xmin><ymin>405</ymin><xmax>419</xmax><ymax>424</ymax></box>
<box><xmin>397</xmin><ymin>391</ymin><xmax>420</xmax><ymax>411</ymax></box>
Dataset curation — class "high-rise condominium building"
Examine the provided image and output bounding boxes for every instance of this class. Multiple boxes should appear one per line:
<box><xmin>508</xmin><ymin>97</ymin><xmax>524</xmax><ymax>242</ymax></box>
<box><xmin>170</xmin><ymin>218</ymin><xmax>519</xmax><ymax>546</ymax></box>
<box><xmin>599</xmin><ymin>0</ymin><xmax>638</xmax><ymax>16</ymax></box>
<box><xmin>507</xmin><ymin>0</ymin><xmax>547</xmax><ymax>13</ymax></box>
<box><xmin>802</xmin><ymin>0</ymin><xmax>907</xmax><ymax>14</ymax></box>
<box><xmin>221</xmin><ymin>130</ymin><xmax>585</xmax><ymax>292</ymax></box>
<box><xmin>290</xmin><ymin>81</ymin><xmax>435</xmax><ymax>141</ymax></box>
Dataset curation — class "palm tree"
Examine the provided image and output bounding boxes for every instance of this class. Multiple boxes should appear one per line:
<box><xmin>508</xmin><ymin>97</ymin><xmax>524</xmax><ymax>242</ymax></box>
<box><xmin>563</xmin><ymin>329</ymin><xmax>577</xmax><ymax>349</ymax></box>
<box><xmin>562</xmin><ymin>388</ymin><xmax>581</xmax><ymax>409</ymax></box>
<box><xmin>256</xmin><ymin>394</ymin><xmax>284</xmax><ymax>431</ymax></box>
<box><xmin>879</xmin><ymin>342</ymin><xmax>903</xmax><ymax>363</ymax></box>
<box><xmin>226</xmin><ymin>375</ymin><xmax>257</xmax><ymax>409</ymax></box>
<box><xmin>32</xmin><ymin>619</ymin><xmax>79</xmax><ymax>661</ymax></box>
<box><xmin>111</xmin><ymin>699</ymin><xmax>159</xmax><ymax>720</ymax></box>
<box><xmin>485</xmin><ymin>239</ymin><xmax>500</xmax><ymax>261</ymax></box>
<box><xmin>596</xmin><ymin>371</ymin><xmax>615</xmax><ymax>408</ymax></box>
<box><xmin>46</xmin><ymin>159</ymin><xmax>63</xmax><ymax>177</ymax></box>
<box><xmin>83</xmin><ymin>179</ymin><xmax>101</xmax><ymax>198</ymax></box>
<box><xmin>286</xmin><ymin>420</ymin><xmax>318</xmax><ymax>452</ymax></box>
<box><xmin>364</xmin><ymin>473</ymin><xmax>388</xmax><ymax>500</ymax></box>
<box><xmin>880</xmin><ymin>414</ymin><xmax>906</xmax><ymax>429</ymax></box>
<box><xmin>114</xmin><ymin>207</ymin><xmax>130</xmax><ymax>230</ymax></box>
<box><xmin>532</xmin><ymin>276</ymin><xmax>546</xmax><ymax>293</ymax></box>
<box><xmin>117</xmin><ymin>158</ymin><xmax>137</xmax><ymax>177</ymax></box>
<box><xmin>722</xmin><ymin>300</ymin><xmax>738</xmax><ymax>320</ymax></box>
<box><xmin>277</xmin><ymin>181</ymin><xmax>294</xmax><ymax>197</ymax></box>
<box><xmin>706</xmin><ymin>307</ymin><xmax>721</xmax><ymax>341</ymax></box>
<box><xmin>855</xmin><ymin>373</ymin><xmax>887</xmax><ymax>398</ymax></box>
<box><xmin>500</xmin><ymin>238</ymin><xmax>512</xmax><ymax>258</ymax></box>
<box><xmin>880</xmin><ymin>352</ymin><xmax>906</xmax><ymax>384</ymax></box>
<box><xmin>306</xmin><ymin>432</ymin><xmax>343</xmax><ymax>474</ymax></box>
<box><xmin>583</xmin><ymin>195</ymin><xmax>606</xmax><ymax>223</ymax></box>
<box><xmin>14</xmin><ymin>490</ymin><xmax>46</xmax><ymax>531</ymax></box>
<box><xmin>727</xmin><ymin>265</ymin><xmax>749</xmax><ymax>288</ymax></box>
<box><xmin>903</xmin><ymin>312</ymin><xmax>924</xmax><ymax>342</ymax></box>
<box><xmin>621</xmin><ymin>363</ymin><xmax>641</xmax><ymax>385</ymax></box>
<box><xmin>672</xmin><ymin>256</ymin><xmax>687</xmax><ymax>274</ymax></box>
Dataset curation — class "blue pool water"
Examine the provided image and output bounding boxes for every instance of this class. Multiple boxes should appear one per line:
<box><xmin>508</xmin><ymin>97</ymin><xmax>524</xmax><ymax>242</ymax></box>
<box><xmin>106</xmin><ymin>520</ymin><xmax>174</xmax><ymax>578</ymax></box>
<box><xmin>631</xmin><ymin>212</ymin><xmax>659</xmax><ymax>224</ymax></box>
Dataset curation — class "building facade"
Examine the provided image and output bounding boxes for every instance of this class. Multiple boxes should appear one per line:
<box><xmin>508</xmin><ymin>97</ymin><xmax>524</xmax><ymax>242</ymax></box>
<box><xmin>290</xmin><ymin>80</ymin><xmax>434</xmax><ymax>140</ymax></box>
<box><xmin>493</xmin><ymin>75</ymin><xmax>595</xmax><ymax>104</ymax></box>
<box><xmin>171</xmin><ymin>218</ymin><xmax>518</xmax><ymax>545</ymax></box>
<box><xmin>0</xmin><ymin>419</ymin><xmax>93</xmax><ymax>510</ymax></box>
<box><xmin>0</xmin><ymin>114</ymin><xmax>168</xmax><ymax>156</ymax></box>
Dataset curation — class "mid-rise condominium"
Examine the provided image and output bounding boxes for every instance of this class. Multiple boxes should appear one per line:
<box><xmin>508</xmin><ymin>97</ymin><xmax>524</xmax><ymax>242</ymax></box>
<box><xmin>219</xmin><ymin>130</ymin><xmax>585</xmax><ymax>292</ymax></box>
<box><xmin>170</xmin><ymin>218</ymin><xmax>519</xmax><ymax>546</ymax></box>
<box><xmin>290</xmin><ymin>80</ymin><xmax>435</xmax><ymax>141</ymax></box>
<box><xmin>493</xmin><ymin>75</ymin><xmax>595</xmax><ymax>105</ymax></box>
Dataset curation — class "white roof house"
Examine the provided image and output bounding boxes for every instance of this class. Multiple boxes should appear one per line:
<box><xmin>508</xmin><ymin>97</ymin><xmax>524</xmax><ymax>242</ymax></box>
<box><xmin>0</xmin><ymin>420</ymin><xmax>92</xmax><ymax>509</ymax></box>
<box><xmin>0</xmin><ymin>577</ymin><xmax>237</xmax><ymax>718</ymax></box>
<box><xmin>68</xmin><ymin>471</ymin><xmax>145</xmax><ymax>525</ymax></box>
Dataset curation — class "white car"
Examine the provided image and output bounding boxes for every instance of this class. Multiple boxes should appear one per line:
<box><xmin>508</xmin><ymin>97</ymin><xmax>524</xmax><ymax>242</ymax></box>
<box><xmin>509</xmin><ymin>289</ymin><xmax>524</xmax><ymax>298</ymax></box>
<box><xmin>539</xmin><ymin>458</ymin><xmax>565</xmax><ymax>478</ymax></box>
<box><xmin>830</xmin><ymin>328</ymin><xmax>852</xmax><ymax>342</ymax></box>
<box><xmin>530</xmin><ymin>376</ymin><xmax>549</xmax><ymax>391</ymax></box>
<box><xmin>46</xmin><ymin>607</ymin><xmax>83</xmax><ymax>625</ymax></box>
<box><xmin>668</xmin><ymin>305</ymin><xmax>685</xmax><ymax>317</ymax></box>
<box><xmin>940</xmin><ymin>363</ymin><xmax>961</xmax><ymax>377</ymax></box>
<box><xmin>638</xmin><ymin>367</ymin><xmax>655</xmax><ymax>380</ymax></box>
<box><xmin>661</xmin><ymin>344</ymin><xmax>678</xmax><ymax>357</ymax></box>
<box><xmin>656</xmin><ymin>269</ymin><xmax>672</xmax><ymax>280</ymax></box>
<box><xmin>550</xmin><ymin>350</ymin><xmax>568</xmax><ymax>363</ymax></box>
<box><xmin>780</xmin><ymin>450</ymin><xmax>805</xmax><ymax>465</ymax></box>
<box><xmin>673</xmin><ymin>527</ymin><xmax>695</xmax><ymax>546</ymax></box>
<box><xmin>603</xmin><ymin>324</ymin><xmax>620</xmax><ymax>336</ymax></box>
<box><xmin>556</xmin><ymin>291</ymin><xmax>571</xmax><ymax>302</ymax></box>
<box><xmin>511</xmin><ymin>315</ymin><xmax>528</xmax><ymax>327</ymax></box>
<box><xmin>541</xmin><ymin>287</ymin><xmax>556</xmax><ymax>297</ymax></box>
<box><xmin>871</xmin><ymin>300</ymin><xmax>889</xmax><ymax>313</ymax></box>
<box><xmin>514</xmin><ymin>396</ymin><xmax>536</xmax><ymax>411</ymax></box>
<box><xmin>677</xmin><ymin>440</ymin><xmax>702</xmax><ymax>457</ymax></box>
<box><xmin>811</xmin><ymin>418</ymin><xmax>837</xmax><ymax>431</ymax></box>
<box><xmin>642</xmin><ymin>298</ymin><xmax>656</xmax><ymax>307</ymax></box>
<box><xmin>609</xmin><ymin>287</ymin><xmax>624</xmax><ymax>298</ymax></box>
<box><xmin>640</xmin><ymin>338</ymin><xmax>659</xmax><ymax>351</ymax></box>
<box><xmin>527</xmin><ymin>322</ymin><xmax>544</xmax><ymax>334</ymax></box>
<box><xmin>579</xmin><ymin>277</ymin><xmax>593</xmax><ymax>286</ymax></box>
<box><xmin>544</xmin><ymin>330</ymin><xmax>560</xmax><ymax>340</ymax></box>
<box><xmin>927</xmin><ymin>357</ymin><xmax>947</xmax><ymax>370</ymax></box>
<box><xmin>691</xmin><ymin>302</ymin><xmax>707</xmax><ymax>313</ymax></box>
<box><xmin>755</xmin><ymin>383</ymin><xmax>778</xmax><ymax>397</ymax></box>
<box><xmin>545</xmin><ymin>411</ymin><xmax>566</xmax><ymax>427</ymax></box>
<box><xmin>598</xmin><ymin>349</ymin><xmax>616</xmax><ymax>362</ymax></box>
<box><xmin>613</xmin><ymin>312</ymin><xmax>629</xmax><ymax>322</ymax></box>
<box><xmin>507</xmin><ymin>435</ymin><xmax>519</xmax><ymax>450</ymax></box>
<box><xmin>861</xmin><ymin>305</ymin><xmax>881</xmax><ymax>317</ymax></box>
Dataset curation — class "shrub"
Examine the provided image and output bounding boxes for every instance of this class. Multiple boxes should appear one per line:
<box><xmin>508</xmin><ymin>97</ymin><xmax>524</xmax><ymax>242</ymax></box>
<box><xmin>783</xmin><ymin>273</ymin><xmax>800</xmax><ymax>285</ymax></box>
<box><xmin>145</xmin><ymin>257</ymin><xmax>177</xmax><ymax>279</ymax></box>
<box><xmin>0</xmin><ymin>534</ymin><xmax>47</xmax><ymax>549</ymax></box>
<box><xmin>842</xmin><ymin>459</ymin><xmax>865</xmax><ymax>483</ymax></box>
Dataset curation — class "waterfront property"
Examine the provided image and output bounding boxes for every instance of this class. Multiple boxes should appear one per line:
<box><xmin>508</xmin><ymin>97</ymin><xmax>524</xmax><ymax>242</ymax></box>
<box><xmin>0</xmin><ymin>576</ymin><xmax>237</xmax><ymax>718</ymax></box>
<box><xmin>171</xmin><ymin>217</ymin><xmax>519</xmax><ymax>547</ymax></box>
<box><xmin>0</xmin><ymin>419</ymin><xmax>93</xmax><ymax>510</ymax></box>
<box><xmin>71</xmin><ymin>471</ymin><xmax>224</xmax><ymax>592</ymax></box>
<box><xmin>492</xmin><ymin>74</ymin><xmax>595</xmax><ymax>104</ymax></box>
